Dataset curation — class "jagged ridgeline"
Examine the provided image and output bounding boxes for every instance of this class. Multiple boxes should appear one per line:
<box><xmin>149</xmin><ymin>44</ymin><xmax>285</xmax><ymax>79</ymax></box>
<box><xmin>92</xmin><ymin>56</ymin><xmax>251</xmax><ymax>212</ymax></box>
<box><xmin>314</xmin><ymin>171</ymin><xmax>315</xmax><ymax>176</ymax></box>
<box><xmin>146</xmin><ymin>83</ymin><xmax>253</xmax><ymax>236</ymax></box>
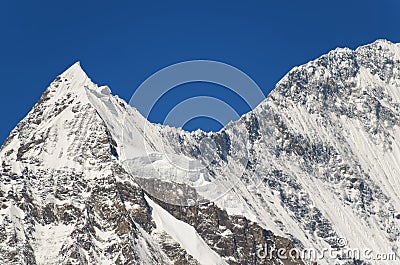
<box><xmin>1</xmin><ymin>40</ymin><xmax>400</xmax><ymax>264</ymax></box>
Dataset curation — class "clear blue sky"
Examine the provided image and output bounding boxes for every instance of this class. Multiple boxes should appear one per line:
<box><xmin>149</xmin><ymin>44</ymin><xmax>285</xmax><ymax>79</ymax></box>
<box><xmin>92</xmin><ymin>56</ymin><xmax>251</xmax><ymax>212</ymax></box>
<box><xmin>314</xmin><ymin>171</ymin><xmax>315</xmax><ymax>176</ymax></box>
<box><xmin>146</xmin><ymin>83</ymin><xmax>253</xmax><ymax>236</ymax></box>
<box><xmin>1</xmin><ymin>1</ymin><xmax>399</xmax><ymax>144</ymax></box>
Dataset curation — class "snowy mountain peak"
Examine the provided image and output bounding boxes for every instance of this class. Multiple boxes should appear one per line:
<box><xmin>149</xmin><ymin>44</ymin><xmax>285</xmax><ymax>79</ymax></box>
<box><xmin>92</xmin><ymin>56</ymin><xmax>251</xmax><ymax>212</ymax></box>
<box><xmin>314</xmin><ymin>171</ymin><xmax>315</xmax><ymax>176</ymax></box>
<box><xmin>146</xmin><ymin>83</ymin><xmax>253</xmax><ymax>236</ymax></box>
<box><xmin>371</xmin><ymin>38</ymin><xmax>397</xmax><ymax>47</ymax></box>
<box><xmin>0</xmin><ymin>60</ymin><xmax>119</xmax><ymax>174</ymax></box>
<box><xmin>50</xmin><ymin>61</ymin><xmax>100</xmax><ymax>102</ymax></box>
<box><xmin>357</xmin><ymin>38</ymin><xmax>400</xmax><ymax>59</ymax></box>
<box><xmin>60</xmin><ymin>61</ymin><xmax>88</xmax><ymax>82</ymax></box>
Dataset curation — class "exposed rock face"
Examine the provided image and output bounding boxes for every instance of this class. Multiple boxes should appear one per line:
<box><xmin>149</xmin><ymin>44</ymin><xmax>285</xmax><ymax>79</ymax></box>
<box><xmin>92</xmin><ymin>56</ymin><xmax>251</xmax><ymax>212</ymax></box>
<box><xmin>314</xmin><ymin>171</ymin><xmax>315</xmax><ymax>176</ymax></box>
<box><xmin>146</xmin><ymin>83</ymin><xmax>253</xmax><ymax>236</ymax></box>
<box><xmin>1</xmin><ymin>40</ymin><xmax>400</xmax><ymax>265</ymax></box>
<box><xmin>149</xmin><ymin>194</ymin><xmax>303</xmax><ymax>265</ymax></box>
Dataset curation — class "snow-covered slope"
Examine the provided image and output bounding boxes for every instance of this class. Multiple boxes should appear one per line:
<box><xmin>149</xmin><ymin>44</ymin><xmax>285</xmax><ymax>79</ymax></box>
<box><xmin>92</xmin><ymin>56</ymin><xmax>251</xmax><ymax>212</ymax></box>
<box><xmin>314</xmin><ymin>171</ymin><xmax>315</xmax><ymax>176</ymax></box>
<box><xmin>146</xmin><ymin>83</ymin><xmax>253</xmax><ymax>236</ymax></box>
<box><xmin>1</xmin><ymin>40</ymin><xmax>400</xmax><ymax>264</ymax></box>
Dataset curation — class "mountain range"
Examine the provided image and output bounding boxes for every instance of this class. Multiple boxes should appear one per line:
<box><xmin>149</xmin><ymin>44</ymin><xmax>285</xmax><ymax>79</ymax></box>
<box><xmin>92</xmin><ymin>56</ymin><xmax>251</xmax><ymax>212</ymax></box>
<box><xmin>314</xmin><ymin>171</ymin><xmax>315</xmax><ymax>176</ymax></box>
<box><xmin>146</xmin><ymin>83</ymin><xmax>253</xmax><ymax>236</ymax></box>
<box><xmin>1</xmin><ymin>39</ymin><xmax>400</xmax><ymax>264</ymax></box>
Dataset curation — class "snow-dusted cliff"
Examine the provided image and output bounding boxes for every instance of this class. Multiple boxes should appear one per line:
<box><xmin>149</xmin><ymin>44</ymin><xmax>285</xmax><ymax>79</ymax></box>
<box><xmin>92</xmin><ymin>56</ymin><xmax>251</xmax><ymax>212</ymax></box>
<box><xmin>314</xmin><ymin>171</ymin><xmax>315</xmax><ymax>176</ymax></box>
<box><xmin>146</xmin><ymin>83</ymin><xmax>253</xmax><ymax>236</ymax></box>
<box><xmin>1</xmin><ymin>40</ymin><xmax>400</xmax><ymax>264</ymax></box>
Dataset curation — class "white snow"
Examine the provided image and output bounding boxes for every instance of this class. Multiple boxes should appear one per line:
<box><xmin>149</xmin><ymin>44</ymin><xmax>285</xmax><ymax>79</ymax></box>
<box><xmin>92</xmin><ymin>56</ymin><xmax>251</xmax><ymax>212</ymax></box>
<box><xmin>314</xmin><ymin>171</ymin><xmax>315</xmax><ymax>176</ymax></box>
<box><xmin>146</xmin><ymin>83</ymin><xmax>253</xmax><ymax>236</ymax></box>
<box><xmin>32</xmin><ymin>222</ymin><xmax>75</xmax><ymax>264</ymax></box>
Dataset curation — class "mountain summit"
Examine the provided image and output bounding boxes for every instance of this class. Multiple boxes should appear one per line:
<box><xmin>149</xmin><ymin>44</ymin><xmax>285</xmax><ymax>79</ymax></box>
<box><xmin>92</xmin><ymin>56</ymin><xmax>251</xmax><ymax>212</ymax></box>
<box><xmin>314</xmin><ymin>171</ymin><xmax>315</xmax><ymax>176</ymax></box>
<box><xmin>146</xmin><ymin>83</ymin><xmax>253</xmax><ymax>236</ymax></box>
<box><xmin>1</xmin><ymin>40</ymin><xmax>400</xmax><ymax>264</ymax></box>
